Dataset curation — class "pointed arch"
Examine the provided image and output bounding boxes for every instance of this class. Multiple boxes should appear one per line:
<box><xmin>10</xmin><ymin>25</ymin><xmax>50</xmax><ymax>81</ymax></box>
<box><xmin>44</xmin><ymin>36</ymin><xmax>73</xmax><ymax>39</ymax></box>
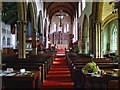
<box><xmin>38</xmin><ymin>10</ymin><xmax>43</xmax><ymax>34</ymax></box>
<box><xmin>82</xmin><ymin>14</ymin><xmax>89</xmax><ymax>54</ymax></box>
<box><xmin>27</xmin><ymin>2</ymin><xmax>36</xmax><ymax>30</ymax></box>
<box><xmin>110</xmin><ymin>24</ymin><xmax>118</xmax><ymax>52</ymax></box>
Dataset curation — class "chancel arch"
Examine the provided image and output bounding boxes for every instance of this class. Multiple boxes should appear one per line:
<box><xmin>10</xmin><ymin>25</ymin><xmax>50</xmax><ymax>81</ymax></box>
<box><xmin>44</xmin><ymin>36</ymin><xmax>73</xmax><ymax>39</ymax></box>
<box><xmin>49</xmin><ymin>11</ymin><xmax>72</xmax><ymax>50</ymax></box>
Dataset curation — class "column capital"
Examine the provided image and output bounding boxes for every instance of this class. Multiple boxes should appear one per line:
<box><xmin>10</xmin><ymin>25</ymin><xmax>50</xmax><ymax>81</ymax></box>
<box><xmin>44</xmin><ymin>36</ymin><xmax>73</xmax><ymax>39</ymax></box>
<box><xmin>96</xmin><ymin>21</ymin><xmax>102</xmax><ymax>24</ymax></box>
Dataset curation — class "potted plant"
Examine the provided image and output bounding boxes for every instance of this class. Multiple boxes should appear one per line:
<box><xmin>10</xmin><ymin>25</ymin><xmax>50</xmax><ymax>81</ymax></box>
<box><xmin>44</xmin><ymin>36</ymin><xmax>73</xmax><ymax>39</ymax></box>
<box><xmin>74</xmin><ymin>46</ymin><xmax>79</xmax><ymax>54</ymax></box>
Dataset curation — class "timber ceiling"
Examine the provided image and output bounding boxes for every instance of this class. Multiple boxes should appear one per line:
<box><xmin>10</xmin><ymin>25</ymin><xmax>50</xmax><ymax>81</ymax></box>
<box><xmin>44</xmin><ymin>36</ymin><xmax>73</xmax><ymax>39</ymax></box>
<box><xmin>2</xmin><ymin>2</ymin><xmax>18</xmax><ymax>26</ymax></box>
<box><xmin>44</xmin><ymin>2</ymin><xmax>78</xmax><ymax>21</ymax></box>
<box><xmin>2</xmin><ymin>2</ymin><xmax>31</xmax><ymax>28</ymax></box>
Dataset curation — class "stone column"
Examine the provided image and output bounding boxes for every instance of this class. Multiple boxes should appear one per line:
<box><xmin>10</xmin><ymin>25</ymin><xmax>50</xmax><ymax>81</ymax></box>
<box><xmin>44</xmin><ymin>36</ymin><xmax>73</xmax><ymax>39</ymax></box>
<box><xmin>44</xmin><ymin>18</ymin><xmax>47</xmax><ymax>48</ymax></box>
<box><xmin>89</xmin><ymin>15</ymin><xmax>94</xmax><ymax>55</ymax></box>
<box><xmin>0</xmin><ymin>1</ymin><xmax>2</xmax><ymax>89</ymax></box>
<box><xmin>56</xmin><ymin>23</ymin><xmax>59</xmax><ymax>44</ymax></box>
<box><xmin>96</xmin><ymin>22</ymin><xmax>102</xmax><ymax>58</ymax></box>
<box><xmin>117</xmin><ymin>2</ymin><xmax>120</xmax><ymax>68</ymax></box>
<box><xmin>0</xmin><ymin>1</ymin><xmax>2</xmax><ymax>65</ymax></box>
<box><xmin>89</xmin><ymin>23</ymin><xmax>92</xmax><ymax>54</ymax></box>
<box><xmin>81</xmin><ymin>24</ymin><xmax>85</xmax><ymax>54</ymax></box>
<box><xmin>32</xmin><ymin>29</ymin><xmax>37</xmax><ymax>55</ymax></box>
<box><xmin>93</xmin><ymin>22</ymin><xmax>96</xmax><ymax>57</ymax></box>
<box><xmin>17</xmin><ymin>21</ymin><xmax>27</xmax><ymax>58</ymax></box>
<box><xmin>17</xmin><ymin>2</ymin><xmax>27</xmax><ymax>58</ymax></box>
<box><xmin>69</xmin><ymin>23</ymin><xmax>73</xmax><ymax>48</ymax></box>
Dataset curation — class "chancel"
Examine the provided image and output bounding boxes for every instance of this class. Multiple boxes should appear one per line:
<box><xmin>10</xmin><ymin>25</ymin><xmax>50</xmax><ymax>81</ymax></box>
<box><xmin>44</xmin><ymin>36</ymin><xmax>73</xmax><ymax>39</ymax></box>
<box><xmin>0</xmin><ymin>0</ymin><xmax>120</xmax><ymax>89</ymax></box>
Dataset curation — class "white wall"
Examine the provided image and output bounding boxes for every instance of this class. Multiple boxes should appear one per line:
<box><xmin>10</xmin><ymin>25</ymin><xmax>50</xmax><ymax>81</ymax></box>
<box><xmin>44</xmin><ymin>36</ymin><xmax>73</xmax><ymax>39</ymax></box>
<box><xmin>0</xmin><ymin>21</ymin><xmax>1</xmax><ymax>65</ymax></box>
<box><xmin>78</xmin><ymin>2</ymin><xmax>93</xmax><ymax>29</ymax></box>
<box><xmin>0</xmin><ymin>22</ymin><xmax>2</xmax><ymax>51</ymax></box>
<box><xmin>2</xmin><ymin>22</ymin><xmax>12</xmax><ymax>48</ymax></box>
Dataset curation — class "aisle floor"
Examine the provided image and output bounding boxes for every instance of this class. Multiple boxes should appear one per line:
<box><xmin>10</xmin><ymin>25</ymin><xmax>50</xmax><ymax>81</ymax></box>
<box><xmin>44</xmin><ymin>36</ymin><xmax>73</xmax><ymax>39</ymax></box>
<box><xmin>41</xmin><ymin>50</ymin><xmax>74</xmax><ymax>89</ymax></box>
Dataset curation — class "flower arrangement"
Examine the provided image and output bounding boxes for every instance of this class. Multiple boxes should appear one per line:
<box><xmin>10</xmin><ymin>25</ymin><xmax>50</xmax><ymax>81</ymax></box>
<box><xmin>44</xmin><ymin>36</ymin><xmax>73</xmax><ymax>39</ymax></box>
<box><xmin>82</xmin><ymin>61</ymin><xmax>100</xmax><ymax>74</ymax></box>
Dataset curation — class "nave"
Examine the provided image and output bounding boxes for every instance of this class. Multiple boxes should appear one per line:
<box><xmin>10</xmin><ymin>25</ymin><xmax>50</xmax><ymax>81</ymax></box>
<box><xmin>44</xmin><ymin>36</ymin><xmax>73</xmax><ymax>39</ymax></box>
<box><xmin>1</xmin><ymin>49</ymin><xmax>119</xmax><ymax>89</ymax></box>
<box><xmin>1</xmin><ymin>1</ymin><xmax>120</xmax><ymax>90</ymax></box>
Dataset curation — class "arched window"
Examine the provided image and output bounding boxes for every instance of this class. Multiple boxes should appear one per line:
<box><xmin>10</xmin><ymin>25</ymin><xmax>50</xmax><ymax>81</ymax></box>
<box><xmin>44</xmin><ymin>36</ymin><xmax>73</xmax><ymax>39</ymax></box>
<box><xmin>66</xmin><ymin>24</ymin><xmax>69</xmax><ymax>32</ymax></box>
<box><xmin>53</xmin><ymin>23</ymin><xmax>56</xmax><ymax>32</ymax></box>
<box><xmin>111</xmin><ymin>25</ymin><xmax>117</xmax><ymax>52</ymax></box>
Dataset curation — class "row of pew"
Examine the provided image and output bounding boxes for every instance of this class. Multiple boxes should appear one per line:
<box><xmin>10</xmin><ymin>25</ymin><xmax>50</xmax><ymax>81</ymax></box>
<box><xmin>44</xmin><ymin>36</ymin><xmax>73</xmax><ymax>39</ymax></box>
<box><xmin>1</xmin><ymin>52</ymin><xmax>56</xmax><ymax>89</ymax></box>
<box><xmin>66</xmin><ymin>52</ymin><xmax>119</xmax><ymax>89</ymax></box>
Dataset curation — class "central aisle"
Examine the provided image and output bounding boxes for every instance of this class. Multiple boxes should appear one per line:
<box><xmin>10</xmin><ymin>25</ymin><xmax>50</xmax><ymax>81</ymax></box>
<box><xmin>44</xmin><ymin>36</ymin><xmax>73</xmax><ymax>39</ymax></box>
<box><xmin>41</xmin><ymin>50</ymin><xmax>74</xmax><ymax>89</ymax></box>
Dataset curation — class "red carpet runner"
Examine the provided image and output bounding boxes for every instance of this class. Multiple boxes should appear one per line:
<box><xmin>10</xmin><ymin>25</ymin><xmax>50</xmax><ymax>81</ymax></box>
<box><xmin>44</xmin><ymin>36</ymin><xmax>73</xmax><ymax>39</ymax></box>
<box><xmin>41</xmin><ymin>50</ymin><xmax>74</xmax><ymax>89</ymax></box>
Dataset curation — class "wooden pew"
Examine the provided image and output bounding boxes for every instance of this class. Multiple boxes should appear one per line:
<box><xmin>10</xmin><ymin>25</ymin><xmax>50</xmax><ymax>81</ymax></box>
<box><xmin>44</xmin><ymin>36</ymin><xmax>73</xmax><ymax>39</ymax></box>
<box><xmin>66</xmin><ymin>53</ymin><xmax>119</xmax><ymax>88</ymax></box>
<box><xmin>3</xmin><ymin>58</ymin><xmax>48</xmax><ymax>83</ymax></box>
<box><xmin>2</xmin><ymin>53</ymin><xmax>56</xmax><ymax>83</ymax></box>
<box><xmin>2</xmin><ymin>70</ymin><xmax>41</xmax><ymax>89</ymax></box>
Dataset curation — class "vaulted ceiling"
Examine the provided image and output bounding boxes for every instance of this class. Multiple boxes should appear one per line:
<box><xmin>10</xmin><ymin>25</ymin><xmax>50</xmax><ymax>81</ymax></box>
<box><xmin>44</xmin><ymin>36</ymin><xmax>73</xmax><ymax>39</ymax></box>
<box><xmin>44</xmin><ymin>2</ymin><xmax>78</xmax><ymax>21</ymax></box>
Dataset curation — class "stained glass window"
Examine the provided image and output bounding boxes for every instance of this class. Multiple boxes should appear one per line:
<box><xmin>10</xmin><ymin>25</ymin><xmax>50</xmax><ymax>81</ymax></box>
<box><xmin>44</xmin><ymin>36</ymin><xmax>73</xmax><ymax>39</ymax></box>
<box><xmin>111</xmin><ymin>25</ymin><xmax>117</xmax><ymax>52</ymax></box>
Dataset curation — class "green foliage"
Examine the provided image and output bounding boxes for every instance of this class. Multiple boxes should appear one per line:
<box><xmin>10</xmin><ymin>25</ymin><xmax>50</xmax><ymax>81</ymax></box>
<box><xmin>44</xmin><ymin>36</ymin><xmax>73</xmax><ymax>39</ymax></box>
<box><xmin>74</xmin><ymin>46</ymin><xmax>79</xmax><ymax>53</ymax></box>
<box><xmin>82</xmin><ymin>61</ymin><xmax>100</xmax><ymax>74</ymax></box>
